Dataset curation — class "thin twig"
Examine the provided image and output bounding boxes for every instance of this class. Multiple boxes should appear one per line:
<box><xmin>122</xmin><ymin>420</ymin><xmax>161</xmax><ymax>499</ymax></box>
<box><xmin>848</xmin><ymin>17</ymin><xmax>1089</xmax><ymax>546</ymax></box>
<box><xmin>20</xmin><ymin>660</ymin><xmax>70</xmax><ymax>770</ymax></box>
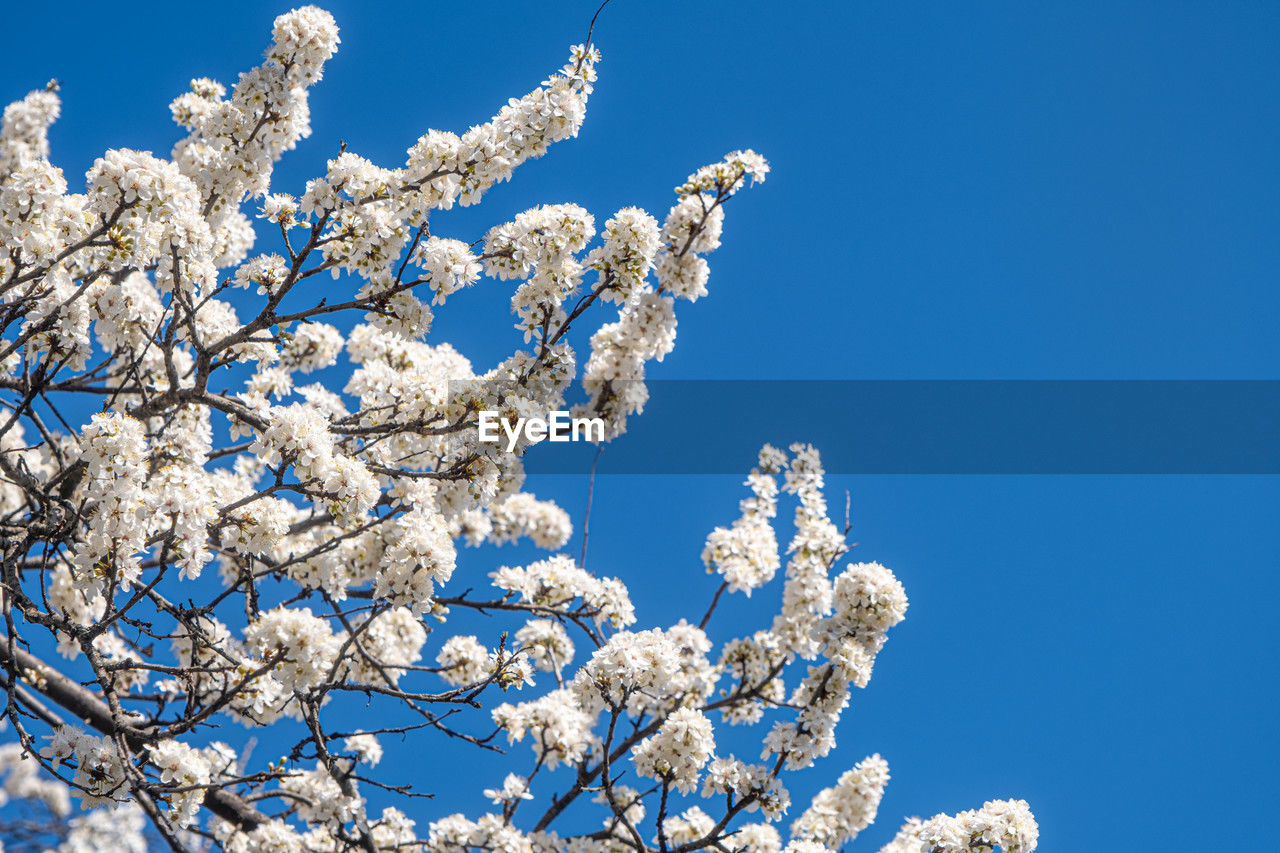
<box><xmin>580</xmin><ymin>445</ymin><xmax>604</xmax><ymax>569</ymax></box>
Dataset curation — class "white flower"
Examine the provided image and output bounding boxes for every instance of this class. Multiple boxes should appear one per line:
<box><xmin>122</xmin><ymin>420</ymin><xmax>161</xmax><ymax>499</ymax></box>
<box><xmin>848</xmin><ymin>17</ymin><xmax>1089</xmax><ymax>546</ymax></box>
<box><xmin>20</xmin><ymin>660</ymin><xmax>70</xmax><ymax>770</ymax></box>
<box><xmin>243</xmin><ymin>606</ymin><xmax>340</xmax><ymax>693</ymax></box>
<box><xmin>482</xmin><ymin>773</ymin><xmax>533</xmax><ymax>804</ymax></box>
<box><xmin>415</xmin><ymin>236</ymin><xmax>481</xmax><ymax>303</ymax></box>
<box><xmin>492</xmin><ymin>555</ymin><xmax>635</xmax><ymax>630</ymax></box>
<box><xmin>632</xmin><ymin>707</ymin><xmax>715</xmax><ymax>794</ymax></box>
<box><xmin>146</xmin><ymin>740</ymin><xmax>213</xmax><ymax>829</ymax></box>
<box><xmin>790</xmin><ymin>754</ymin><xmax>889</xmax><ymax>847</ymax></box>
<box><xmin>342</xmin><ymin>733</ymin><xmax>383</xmax><ymax>767</ymax></box>
<box><xmin>916</xmin><ymin>799</ymin><xmax>1039</xmax><ymax>853</ymax></box>
<box><xmin>436</xmin><ymin>635</ymin><xmax>492</xmax><ymax>687</ymax></box>
<box><xmin>487</xmin><ymin>492</ymin><xmax>573</xmax><ymax>549</ymax></box>
<box><xmin>279</xmin><ymin>765</ymin><xmax>365</xmax><ymax>828</ymax></box>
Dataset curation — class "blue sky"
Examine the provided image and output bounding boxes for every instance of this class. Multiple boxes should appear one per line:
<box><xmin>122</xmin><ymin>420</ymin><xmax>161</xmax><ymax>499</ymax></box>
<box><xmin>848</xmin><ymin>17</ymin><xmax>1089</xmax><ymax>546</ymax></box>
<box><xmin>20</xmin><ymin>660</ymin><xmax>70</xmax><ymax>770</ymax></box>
<box><xmin>3</xmin><ymin>1</ymin><xmax>1279</xmax><ymax>850</ymax></box>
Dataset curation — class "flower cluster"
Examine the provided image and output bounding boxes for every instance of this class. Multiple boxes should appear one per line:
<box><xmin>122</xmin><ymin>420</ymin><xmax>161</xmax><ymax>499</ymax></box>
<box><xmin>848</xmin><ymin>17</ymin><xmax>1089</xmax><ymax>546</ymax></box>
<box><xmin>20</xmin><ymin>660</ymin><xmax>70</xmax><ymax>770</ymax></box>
<box><xmin>415</xmin><ymin>236</ymin><xmax>482</xmax><ymax>304</ymax></box>
<box><xmin>252</xmin><ymin>403</ymin><xmax>379</xmax><ymax>523</ymax></box>
<box><xmin>486</xmin><ymin>492</ymin><xmax>574</xmax><ymax>550</ymax></box>
<box><xmin>54</xmin><ymin>804</ymin><xmax>148</xmax><ymax>853</ymax></box>
<box><xmin>789</xmin><ymin>754</ymin><xmax>889</xmax><ymax>847</ymax></box>
<box><xmin>703</xmin><ymin>445</ymin><xmax>784</xmax><ymax>593</ymax></box>
<box><xmin>0</xmin><ymin>82</ymin><xmax>60</xmax><ymax>175</ymax></box>
<box><xmin>632</xmin><ymin>707</ymin><xmax>716</xmax><ymax>793</ymax></box>
<box><xmin>376</xmin><ymin>482</ymin><xmax>458</xmax><ymax>611</ymax></box>
<box><xmin>278</xmin><ymin>766</ymin><xmax>365</xmax><ymax>827</ymax></box>
<box><xmin>243</xmin><ymin>606</ymin><xmax>341</xmax><ymax>694</ymax></box>
<box><xmin>145</xmin><ymin>740</ymin><xmax>213</xmax><ymax>829</ymax></box>
<box><xmin>491</xmin><ymin>555</ymin><xmax>636</xmax><ymax>630</ymax></box>
<box><xmin>71</xmin><ymin>412</ymin><xmax>150</xmax><ymax>590</ymax></box>
<box><xmin>880</xmin><ymin>799</ymin><xmax>1040</xmax><ymax>853</ymax></box>
<box><xmin>41</xmin><ymin>728</ymin><xmax>131</xmax><ymax>808</ymax></box>
<box><xmin>172</xmin><ymin>5</ymin><xmax>339</xmax><ymax>227</ymax></box>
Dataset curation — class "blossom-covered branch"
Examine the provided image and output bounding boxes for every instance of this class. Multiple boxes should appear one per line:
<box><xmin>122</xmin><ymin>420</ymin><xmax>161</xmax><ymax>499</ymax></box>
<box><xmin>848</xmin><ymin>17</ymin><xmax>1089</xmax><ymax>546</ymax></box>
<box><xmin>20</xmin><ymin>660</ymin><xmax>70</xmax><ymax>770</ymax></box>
<box><xmin>0</xmin><ymin>6</ymin><xmax>1035</xmax><ymax>853</ymax></box>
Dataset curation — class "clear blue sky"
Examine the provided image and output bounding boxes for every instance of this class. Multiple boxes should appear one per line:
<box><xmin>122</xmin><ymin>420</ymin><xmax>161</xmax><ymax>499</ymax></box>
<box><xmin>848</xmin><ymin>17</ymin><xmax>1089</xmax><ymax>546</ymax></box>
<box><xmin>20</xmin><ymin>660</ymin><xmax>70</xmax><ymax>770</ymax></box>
<box><xmin>4</xmin><ymin>2</ymin><xmax>1279</xmax><ymax>850</ymax></box>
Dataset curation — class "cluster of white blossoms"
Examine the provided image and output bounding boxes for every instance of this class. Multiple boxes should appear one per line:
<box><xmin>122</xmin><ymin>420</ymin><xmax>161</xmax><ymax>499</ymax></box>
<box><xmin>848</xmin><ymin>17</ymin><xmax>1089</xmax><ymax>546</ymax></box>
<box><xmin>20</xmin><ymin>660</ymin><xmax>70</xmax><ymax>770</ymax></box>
<box><xmin>41</xmin><ymin>728</ymin><xmax>130</xmax><ymax>808</ymax></box>
<box><xmin>485</xmin><ymin>492</ymin><xmax>574</xmax><ymax>550</ymax></box>
<box><xmin>570</xmin><ymin>151</ymin><xmax>766</xmax><ymax>438</ymax></box>
<box><xmin>0</xmin><ymin>5</ymin><xmax>1036</xmax><ymax>852</ymax></box>
<box><xmin>482</xmin><ymin>772</ymin><xmax>533</xmax><ymax>805</ymax></box>
<box><xmin>71</xmin><ymin>411</ymin><xmax>151</xmax><ymax>589</ymax></box>
<box><xmin>703</xmin><ymin>756</ymin><xmax>791</xmax><ymax>821</ymax></box>
<box><xmin>444</xmin><ymin>443</ymin><xmax>1036</xmax><ymax>853</ymax></box>
<box><xmin>632</xmin><ymin>707</ymin><xmax>717</xmax><ymax>794</ymax></box>
<box><xmin>587</xmin><ymin>208</ymin><xmax>662</xmax><ymax>305</ymax></box>
<box><xmin>485</xmin><ymin>203</ymin><xmax>595</xmax><ymax>341</ymax></box>
<box><xmin>414</xmin><ymin>237</ymin><xmax>482</xmax><ymax>305</ymax></box>
<box><xmin>251</xmin><ymin>402</ymin><xmax>380</xmax><ymax>524</ymax></box>
<box><xmin>491</xmin><ymin>554</ymin><xmax>636</xmax><ymax>629</ymax></box>
<box><xmin>875</xmin><ymin>801</ymin><xmax>1039</xmax><ymax>853</ymax></box>
<box><xmin>491</xmin><ymin>688</ymin><xmax>598</xmax><ymax>770</ymax></box>
<box><xmin>375</xmin><ymin>481</ymin><xmax>458</xmax><ymax>612</ymax></box>
<box><xmin>0</xmin><ymin>82</ymin><xmax>59</xmax><ymax>175</ymax></box>
<box><xmin>514</xmin><ymin>619</ymin><xmax>575</xmax><ymax>675</ymax></box>
<box><xmin>243</xmin><ymin>606</ymin><xmax>341</xmax><ymax>694</ymax></box>
<box><xmin>279</xmin><ymin>765</ymin><xmax>365</xmax><ymax>828</ymax></box>
<box><xmin>435</xmin><ymin>635</ymin><xmax>495</xmax><ymax>687</ymax></box>
<box><xmin>144</xmin><ymin>740</ymin><xmax>214</xmax><ymax>829</ymax></box>
<box><xmin>52</xmin><ymin>804</ymin><xmax>149</xmax><ymax>853</ymax></box>
<box><xmin>790</xmin><ymin>754</ymin><xmax>890</xmax><ymax>847</ymax></box>
<box><xmin>67</xmin><ymin>407</ymin><xmax>223</xmax><ymax>586</ymax></box>
<box><xmin>170</xmin><ymin>2</ymin><xmax>338</xmax><ymax>260</ymax></box>
<box><xmin>337</xmin><ymin>606</ymin><xmax>429</xmax><ymax>688</ymax></box>
<box><xmin>342</xmin><ymin>732</ymin><xmax>383</xmax><ymax>767</ymax></box>
<box><xmin>703</xmin><ymin>446</ymin><xmax>784</xmax><ymax>593</ymax></box>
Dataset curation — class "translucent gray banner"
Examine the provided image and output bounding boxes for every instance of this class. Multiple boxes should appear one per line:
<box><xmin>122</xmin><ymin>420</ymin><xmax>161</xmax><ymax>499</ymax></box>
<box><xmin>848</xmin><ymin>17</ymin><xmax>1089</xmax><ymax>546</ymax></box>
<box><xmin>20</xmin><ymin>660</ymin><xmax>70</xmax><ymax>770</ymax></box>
<box><xmin>491</xmin><ymin>380</ymin><xmax>1280</xmax><ymax>474</ymax></box>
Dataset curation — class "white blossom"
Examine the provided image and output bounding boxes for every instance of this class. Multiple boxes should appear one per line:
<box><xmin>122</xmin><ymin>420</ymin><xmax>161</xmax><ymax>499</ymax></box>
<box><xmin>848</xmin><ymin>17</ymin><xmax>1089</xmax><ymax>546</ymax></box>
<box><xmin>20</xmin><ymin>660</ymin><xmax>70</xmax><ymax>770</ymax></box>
<box><xmin>790</xmin><ymin>753</ymin><xmax>890</xmax><ymax>847</ymax></box>
<box><xmin>243</xmin><ymin>606</ymin><xmax>340</xmax><ymax>694</ymax></box>
<box><xmin>632</xmin><ymin>707</ymin><xmax>715</xmax><ymax>793</ymax></box>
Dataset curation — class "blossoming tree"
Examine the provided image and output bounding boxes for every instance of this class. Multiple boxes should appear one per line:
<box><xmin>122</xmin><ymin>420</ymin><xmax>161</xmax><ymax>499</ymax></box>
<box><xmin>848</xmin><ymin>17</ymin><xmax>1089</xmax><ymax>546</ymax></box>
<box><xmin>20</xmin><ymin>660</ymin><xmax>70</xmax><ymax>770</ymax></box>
<box><xmin>0</xmin><ymin>7</ymin><xmax>1038</xmax><ymax>853</ymax></box>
